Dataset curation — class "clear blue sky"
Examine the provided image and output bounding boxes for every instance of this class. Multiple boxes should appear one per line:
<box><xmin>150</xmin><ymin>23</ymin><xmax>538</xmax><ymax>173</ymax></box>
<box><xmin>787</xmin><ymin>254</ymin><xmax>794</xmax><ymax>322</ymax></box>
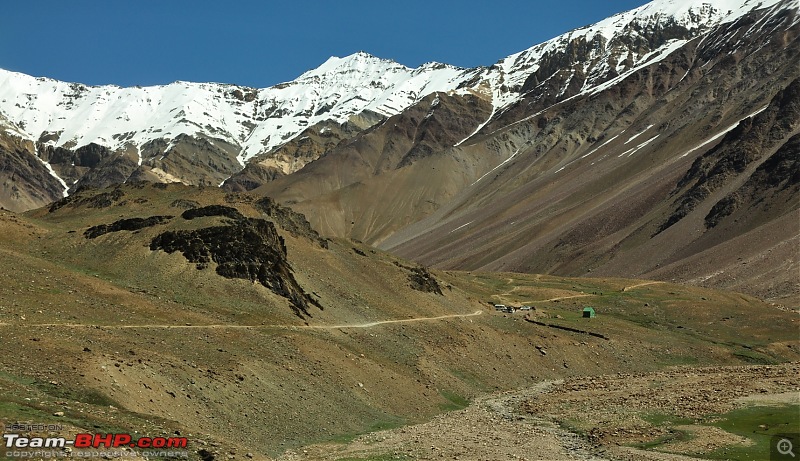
<box><xmin>1</xmin><ymin>1</ymin><xmax>646</xmax><ymax>88</ymax></box>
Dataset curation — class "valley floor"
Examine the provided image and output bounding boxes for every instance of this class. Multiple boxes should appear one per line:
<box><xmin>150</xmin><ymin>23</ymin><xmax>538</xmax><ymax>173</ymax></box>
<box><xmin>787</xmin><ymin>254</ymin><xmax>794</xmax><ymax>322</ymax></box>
<box><xmin>280</xmin><ymin>363</ymin><xmax>799</xmax><ymax>461</ymax></box>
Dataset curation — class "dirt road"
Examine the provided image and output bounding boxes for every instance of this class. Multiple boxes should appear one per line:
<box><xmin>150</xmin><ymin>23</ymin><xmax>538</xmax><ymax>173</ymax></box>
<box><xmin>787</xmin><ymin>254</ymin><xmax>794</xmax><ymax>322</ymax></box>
<box><xmin>0</xmin><ymin>310</ymin><xmax>483</xmax><ymax>330</ymax></box>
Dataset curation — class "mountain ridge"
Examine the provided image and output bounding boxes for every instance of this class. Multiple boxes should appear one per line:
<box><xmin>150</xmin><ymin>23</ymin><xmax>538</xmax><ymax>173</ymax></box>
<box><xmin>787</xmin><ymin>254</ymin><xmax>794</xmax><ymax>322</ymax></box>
<box><xmin>2</xmin><ymin>0</ymin><xmax>794</xmax><ymax>210</ymax></box>
<box><xmin>254</xmin><ymin>0</ymin><xmax>798</xmax><ymax>303</ymax></box>
<box><xmin>1</xmin><ymin>0</ymin><xmax>797</xmax><ymax>303</ymax></box>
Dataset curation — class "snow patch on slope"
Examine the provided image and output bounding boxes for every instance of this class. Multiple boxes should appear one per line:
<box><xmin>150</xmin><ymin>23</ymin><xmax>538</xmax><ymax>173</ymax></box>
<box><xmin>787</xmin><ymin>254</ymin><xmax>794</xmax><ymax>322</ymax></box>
<box><xmin>32</xmin><ymin>144</ymin><xmax>69</xmax><ymax>197</ymax></box>
<box><xmin>679</xmin><ymin>106</ymin><xmax>769</xmax><ymax>158</ymax></box>
<box><xmin>626</xmin><ymin>125</ymin><xmax>656</xmax><ymax>144</ymax></box>
<box><xmin>470</xmin><ymin>148</ymin><xmax>522</xmax><ymax>186</ymax></box>
<box><xmin>581</xmin><ymin>133</ymin><xmax>622</xmax><ymax>159</ymax></box>
<box><xmin>619</xmin><ymin>134</ymin><xmax>661</xmax><ymax>157</ymax></box>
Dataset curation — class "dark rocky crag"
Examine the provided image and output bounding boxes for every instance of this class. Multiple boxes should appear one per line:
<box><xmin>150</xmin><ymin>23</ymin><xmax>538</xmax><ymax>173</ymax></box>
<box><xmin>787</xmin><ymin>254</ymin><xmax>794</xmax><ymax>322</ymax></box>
<box><xmin>48</xmin><ymin>187</ymin><xmax>127</xmax><ymax>212</ymax></box>
<box><xmin>150</xmin><ymin>207</ymin><xmax>322</xmax><ymax>318</ymax></box>
<box><xmin>394</xmin><ymin>261</ymin><xmax>443</xmax><ymax>295</ymax></box>
<box><xmin>408</xmin><ymin>266</ymin><xmax>443</xmax><ymax>295</ymax></box>
<box><xmin>181</xmin><ymin>204</ymin><xmax>244</xmax><ymax>221</ymax></box>
<box><xmin>84</xmin><ymin>215</ymin><xmax>173</xmax><ymax>239</ymax></box>
<box><xmin>254</xmin><ymin>197</ymin><xmax>327</xmax><ymax>248</ymax></box>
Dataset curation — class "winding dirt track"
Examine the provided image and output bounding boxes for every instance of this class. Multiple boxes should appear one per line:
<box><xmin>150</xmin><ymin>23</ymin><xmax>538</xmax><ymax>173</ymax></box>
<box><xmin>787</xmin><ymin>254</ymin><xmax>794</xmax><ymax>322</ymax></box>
<box><xmin>0</xmin><ymin>310</ymin><xmax>483</xmax><ymax>330</ymax></box>
<box><xmin>303</xmin><ymin>310</ymin><xmax>483</xmax><ymax>329</ymax></box>
<box><xmin>622</xmin><ymin>281</ymin><xmax>664</xmax><ymax>291</ymax></box>
<box><xmin>532</xmin><ymin>293</ymin><xmax>594</xmax><ymax>302</ymax></box>
<box><xmin>0</xmin><ymin>280</ymin><xmax>665</xmax><ymax>331</ymax></box>
<box><xmin>0</xmin><ymin>281</ymin><xmax>663</xmax><ymax>331</ymax></box>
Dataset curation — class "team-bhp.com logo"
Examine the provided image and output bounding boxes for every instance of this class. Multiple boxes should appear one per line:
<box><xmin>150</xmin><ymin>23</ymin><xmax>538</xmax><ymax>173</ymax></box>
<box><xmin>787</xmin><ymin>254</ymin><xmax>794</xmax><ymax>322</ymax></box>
<box><xmin>4</xmin><ymin>432</ymin><xmax>188</xmax><ymax>449</ymax></box>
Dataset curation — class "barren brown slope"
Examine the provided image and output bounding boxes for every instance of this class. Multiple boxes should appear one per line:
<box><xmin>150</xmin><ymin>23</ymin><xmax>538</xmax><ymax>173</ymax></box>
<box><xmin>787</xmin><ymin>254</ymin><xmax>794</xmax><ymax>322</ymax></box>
<box><xmin>0</xmin><ymin>125</ymin><xmax>64</xmax><ymax>212</ymax></box>
<box><xmin>254</xmin><ymin>92</ymin><xmax>493</xmax><ymax>244</ymax></box>
<box><xmin>243</xmin><ymin>4</ymin><xmax>799</xmax><ymax>303</ymax></box>
<box><xmin>2</xmin><ymin>184</ymin><xmax>798</xmax><ymax>460</ymax></box>
<box><xmin>280</xmin><ymin>364</ymin><xmax>800</xmax><ymax>461</ymax></box>
<box><xmin>382</xmin><ymin>6</ymin><xmax>800</xmax><ymax>303</ymax></box>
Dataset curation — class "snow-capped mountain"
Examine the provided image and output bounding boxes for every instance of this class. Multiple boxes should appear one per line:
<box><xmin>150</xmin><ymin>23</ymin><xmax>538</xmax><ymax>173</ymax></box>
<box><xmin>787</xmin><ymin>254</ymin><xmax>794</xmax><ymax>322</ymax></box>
<box><xmin>250</xmin><ymin>0</ymin><xmax>797</xmax><ymax>303</ymax></box>
<box><xmin>1</xmin><ymin>0</ymin><xmax>796</xmax><ymax>302</ymax></box>
<box><xmin>0</xmin><ymin>0</ymin><xmax>796</xmax><ymax>211</ymax></box>
<box><xmin>2</xmin><ymin>0</ymin><xmax>789</xmax><ymax>158</ymax></box>
<box><xmin>470</xmin><ymin>0</ymin><xmax>795</xmax><ymax>131</ymax></box>
<box><xmin>0</xmin><ymin>53</ymin><xmax>476</xmax><ymax>165</ymax></box>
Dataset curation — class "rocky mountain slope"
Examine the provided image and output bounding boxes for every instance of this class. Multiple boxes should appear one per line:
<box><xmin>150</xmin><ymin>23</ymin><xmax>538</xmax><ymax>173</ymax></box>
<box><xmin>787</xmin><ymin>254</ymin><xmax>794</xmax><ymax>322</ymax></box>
<box><xmin>1</xmin><ymin>1</ymin><xmax>788</xmax><ymax>193</ymax></box>
<box><xmin>1</xmin><ymin>0</ymin><xmax>797</xmax><ymax>301</ymax></box>
<box><xmin>259</xmin><ymin>0</ymin><xmax>800</xmax><ymax>303</ymax></box>
<box><xmin>0</xmin><ymin>52</ymin><xmax>478</xmax><ymax>205</ymax></box>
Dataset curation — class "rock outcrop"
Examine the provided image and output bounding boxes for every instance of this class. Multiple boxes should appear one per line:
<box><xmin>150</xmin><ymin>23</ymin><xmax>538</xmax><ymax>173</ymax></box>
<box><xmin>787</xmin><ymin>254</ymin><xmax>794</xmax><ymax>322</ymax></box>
<box><xmin>150</xmin><ymin>215</ymin><xmax>322</xmax><ymax>318</ymax></box>
<box><xmin>84</xmin><ymin>215</ymin><xmax>173</xmax><ymax>239</ymax></box>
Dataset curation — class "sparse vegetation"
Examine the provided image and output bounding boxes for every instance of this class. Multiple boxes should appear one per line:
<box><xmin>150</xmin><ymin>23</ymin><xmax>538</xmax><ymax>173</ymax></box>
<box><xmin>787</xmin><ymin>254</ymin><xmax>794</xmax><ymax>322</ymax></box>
<box><xmin>438</xmin><ymin>390</ymin><xmax>469</xmax><ymax>411</ymax></box>
<box><xmin>703</xmin><ymin>404</ymin><xmax>800</xmax><ymax>460</ymax></box>
<box><xmin>0</xmin><ymin>184</ymin><xmax>796</xmax><ymax>460</ymax></box>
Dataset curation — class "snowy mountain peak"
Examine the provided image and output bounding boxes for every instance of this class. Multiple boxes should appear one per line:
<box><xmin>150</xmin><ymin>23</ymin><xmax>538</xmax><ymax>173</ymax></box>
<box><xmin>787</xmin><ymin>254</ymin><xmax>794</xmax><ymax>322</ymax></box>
<box><xmin>297</xmin><ymin>51</ymin><xmax>404</xmax><ymax>80</ymax></box>
<box><xmin>473</xmin><ymin>0</ymin><xmax>794</xmax><ymax>117</ymax></box>
<box><xmin>632</xmin><ymin>0</ymin><xmax>790</xmax><ymax>24</ymax></box>
<box><xmin>570</xmin><ymin>0</ymin><xmax>790</xmax><ymax>41</ymax></box>
<box><xmin>0</xmin><ymin>0</ymin><xmax>794</xmax><ymax>187</ymax></box>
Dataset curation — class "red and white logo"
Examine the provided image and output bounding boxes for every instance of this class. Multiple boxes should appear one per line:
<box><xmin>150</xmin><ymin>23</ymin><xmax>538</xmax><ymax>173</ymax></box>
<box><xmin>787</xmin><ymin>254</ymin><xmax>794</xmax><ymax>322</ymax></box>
<box><xmin>4</xmin><ymin>432</ymin><xmax>188</xmax><ymax>449</ymax></box>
